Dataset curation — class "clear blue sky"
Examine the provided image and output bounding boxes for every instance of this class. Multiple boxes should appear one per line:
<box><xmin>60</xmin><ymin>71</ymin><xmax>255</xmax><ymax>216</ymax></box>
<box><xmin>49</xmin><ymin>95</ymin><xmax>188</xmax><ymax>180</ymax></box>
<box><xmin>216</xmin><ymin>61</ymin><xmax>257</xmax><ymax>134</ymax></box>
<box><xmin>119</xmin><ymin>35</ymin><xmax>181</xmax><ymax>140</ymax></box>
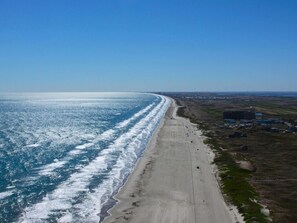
<box><xmin>0</xmin><ymin>0</ymin><xmax>296</xmax><ymax>92</ymax></box>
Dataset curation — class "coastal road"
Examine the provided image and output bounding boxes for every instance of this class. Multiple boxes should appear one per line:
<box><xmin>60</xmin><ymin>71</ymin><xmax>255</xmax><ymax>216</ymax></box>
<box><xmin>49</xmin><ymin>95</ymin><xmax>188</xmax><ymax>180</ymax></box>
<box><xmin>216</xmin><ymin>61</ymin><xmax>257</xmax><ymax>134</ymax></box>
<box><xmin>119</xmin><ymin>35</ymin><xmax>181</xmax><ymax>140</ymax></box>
<box><xmin>104</xmin><ymin>99</ymin><xmax>242</xmax><ymax>223</ymax></box>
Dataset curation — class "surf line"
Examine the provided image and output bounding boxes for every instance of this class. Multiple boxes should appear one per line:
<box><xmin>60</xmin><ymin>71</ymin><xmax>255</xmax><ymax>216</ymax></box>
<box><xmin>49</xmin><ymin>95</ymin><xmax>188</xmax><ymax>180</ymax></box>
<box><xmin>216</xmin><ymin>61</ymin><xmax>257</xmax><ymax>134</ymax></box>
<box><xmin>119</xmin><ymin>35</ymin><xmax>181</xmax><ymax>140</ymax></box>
<box><xmin>36</xmin><ymin>100</ymin><xmax>157</xmax><ymax>177</ymax></box>
<box><xmin>18</xmin><ymin>96</ymin><xmax>168</xmax><ymax>222</ymax></box>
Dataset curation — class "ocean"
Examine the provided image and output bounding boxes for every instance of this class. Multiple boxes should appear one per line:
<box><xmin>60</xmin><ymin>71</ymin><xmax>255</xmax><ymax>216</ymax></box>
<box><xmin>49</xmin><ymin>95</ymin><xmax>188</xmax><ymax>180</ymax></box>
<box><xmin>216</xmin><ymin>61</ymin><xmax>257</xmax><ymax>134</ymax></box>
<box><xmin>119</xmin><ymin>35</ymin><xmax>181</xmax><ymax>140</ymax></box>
<box><xmin>0</xmin><ymin>92</ymin><xmax>170</xmax><ymax>223</ymax></box>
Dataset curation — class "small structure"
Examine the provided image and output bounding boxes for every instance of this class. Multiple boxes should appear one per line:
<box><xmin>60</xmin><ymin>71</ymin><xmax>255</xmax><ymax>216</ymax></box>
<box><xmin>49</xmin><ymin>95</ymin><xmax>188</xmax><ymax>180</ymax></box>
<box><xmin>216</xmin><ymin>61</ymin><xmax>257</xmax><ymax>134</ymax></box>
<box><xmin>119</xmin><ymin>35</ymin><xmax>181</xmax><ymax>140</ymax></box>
<box><xmin>223</xmin><ymin>110</ymin><xmax>255</xmax><ymax>120</ymax></box>
<box><xmin>224</xmin><ymin>119</ymin><xmax>236</xmax><ymax>124</ymax></box>
<box><xmin>255</xmin><ymin>112</ymin><xmax>263</xmax><ymax>119</ymax></box>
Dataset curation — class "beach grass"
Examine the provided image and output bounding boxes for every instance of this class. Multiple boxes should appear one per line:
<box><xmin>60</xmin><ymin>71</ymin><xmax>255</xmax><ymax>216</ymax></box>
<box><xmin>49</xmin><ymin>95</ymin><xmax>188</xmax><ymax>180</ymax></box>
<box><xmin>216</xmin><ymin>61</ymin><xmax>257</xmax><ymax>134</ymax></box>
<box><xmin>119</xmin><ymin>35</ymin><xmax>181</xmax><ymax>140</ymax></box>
<box><xmin>177</xmin><ymin>105</ymin><xmax>268</xmax><ymax>223</ymax></box>
<box><xmin>171</xmin><ymin>94</ymin><xmax>297</xmax><ymax>223</ymax></box>
<box><xmin>203</xmin><ymin>136</ymin><xmax>267</xmax><ymax>223</ymax></box>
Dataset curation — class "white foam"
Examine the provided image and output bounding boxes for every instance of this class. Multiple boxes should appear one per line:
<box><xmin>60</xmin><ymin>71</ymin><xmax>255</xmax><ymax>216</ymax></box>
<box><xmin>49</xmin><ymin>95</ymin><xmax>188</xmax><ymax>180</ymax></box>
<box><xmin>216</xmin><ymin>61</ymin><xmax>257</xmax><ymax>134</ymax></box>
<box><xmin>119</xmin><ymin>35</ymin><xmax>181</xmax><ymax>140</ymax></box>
<box><xmin>80</xmin><ymin>133</ymin><xmax>95</xmax><ymax>140</ymax></box>
<box><xmin>38</xmin><ymin>161</ymin><xmax>67</xmax><ymax>176</ymax></box>
<box><xmin>68</xmin><ymin>150</ymin><xmax>81</xmax><ymax>156</ymax></box>
<box><xmin>34</xmin><ymin>102</ymin><xmax>155</xmax><ymax>178</ymax></box>
<box><xmin>19</xmin><ymin>156</ymin><xmax>108</xmax><ymax>222</ymax></box>
<box><xmin>100</xmin><ymin>129</ymin><xmax>115</xmax><ymax>139</ymax></box>
<box><xmin>116</xmin><ymin>103</ymin><xmax>155</xmax><ymax>129</ymax></box>
<box><xmin>74</xmin><ymin>96</ymin><xmax>170</xmax><ymax>221</ymax></box>
<box><xmin>26</xmin><ymin>143</ymin><xmax>40</xmax><ymax>148</ymax></box>
<box><xmin>75</xmin><ymin>143</ymin><xmax>94</xmax><ymax>150</ymax></box>
<box><xmin>18</xmin><ymin>95</ymin><xmax>170</xmax><ymax>222</ymax></box>
<box><xmin>0</xmin><ymin>190</ymin><xmax>15</xmax><ymax>200</ymax></box>
<box><xmin>58</xmin><ymin>211</ymin><xmax>73</xmax><ymax>223</ymax></box>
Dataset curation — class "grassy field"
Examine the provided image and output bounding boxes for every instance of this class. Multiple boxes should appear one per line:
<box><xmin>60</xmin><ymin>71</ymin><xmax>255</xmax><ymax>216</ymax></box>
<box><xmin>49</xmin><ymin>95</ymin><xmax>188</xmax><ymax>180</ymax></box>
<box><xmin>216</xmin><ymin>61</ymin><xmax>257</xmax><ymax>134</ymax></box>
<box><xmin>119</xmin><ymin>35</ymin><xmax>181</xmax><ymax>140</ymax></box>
<box><xmin>169</xmin><ymin>93</ymin><xmax>297</xmax><ymax>223</ymax></box>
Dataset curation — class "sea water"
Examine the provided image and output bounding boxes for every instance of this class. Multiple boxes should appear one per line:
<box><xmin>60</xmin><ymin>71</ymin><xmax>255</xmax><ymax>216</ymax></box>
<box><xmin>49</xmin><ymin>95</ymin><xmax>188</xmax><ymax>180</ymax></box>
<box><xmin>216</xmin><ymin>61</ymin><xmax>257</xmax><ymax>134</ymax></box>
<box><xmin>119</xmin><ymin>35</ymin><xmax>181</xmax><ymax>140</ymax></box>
<box><xmin>0</xmin><ymin>92</ymin><xmax>169</xmax><ymax>222</ymax></box>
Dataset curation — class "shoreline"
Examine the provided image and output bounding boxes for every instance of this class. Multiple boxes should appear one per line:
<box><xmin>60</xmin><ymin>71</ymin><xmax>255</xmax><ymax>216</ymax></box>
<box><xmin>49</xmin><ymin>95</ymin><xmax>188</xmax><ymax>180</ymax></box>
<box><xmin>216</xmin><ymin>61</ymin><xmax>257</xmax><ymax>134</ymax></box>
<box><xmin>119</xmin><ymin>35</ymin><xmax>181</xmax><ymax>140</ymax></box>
<box><xmin>104</xmin><ymin>98</ymin><xmax>244</xmax><ymax>223</ymax></box>
<box><xmin>99</xmin><ymin>96</ymin><xmax>170</xmax><ymax>222</ymax></box>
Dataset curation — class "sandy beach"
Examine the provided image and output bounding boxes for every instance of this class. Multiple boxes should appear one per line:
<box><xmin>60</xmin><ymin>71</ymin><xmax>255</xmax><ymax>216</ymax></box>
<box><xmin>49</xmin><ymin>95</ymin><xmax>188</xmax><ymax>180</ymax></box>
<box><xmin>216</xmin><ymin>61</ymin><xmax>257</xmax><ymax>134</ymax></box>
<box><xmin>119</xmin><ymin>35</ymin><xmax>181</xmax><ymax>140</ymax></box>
<box><xmin>104</xmin><ymin>98</ymin><xmax>243</xmax><ymax>223</ymax></box>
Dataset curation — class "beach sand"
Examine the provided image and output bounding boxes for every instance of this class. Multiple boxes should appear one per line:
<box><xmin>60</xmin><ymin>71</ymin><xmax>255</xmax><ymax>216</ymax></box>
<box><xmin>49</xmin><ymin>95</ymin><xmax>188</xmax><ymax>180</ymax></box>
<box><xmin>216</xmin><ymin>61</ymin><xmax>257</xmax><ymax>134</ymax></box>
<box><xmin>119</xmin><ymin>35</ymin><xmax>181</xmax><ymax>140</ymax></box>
<box><xmin>104</xmin><ymin>98</ymin><xmax>243</xmax><ymax>223</ymax></box>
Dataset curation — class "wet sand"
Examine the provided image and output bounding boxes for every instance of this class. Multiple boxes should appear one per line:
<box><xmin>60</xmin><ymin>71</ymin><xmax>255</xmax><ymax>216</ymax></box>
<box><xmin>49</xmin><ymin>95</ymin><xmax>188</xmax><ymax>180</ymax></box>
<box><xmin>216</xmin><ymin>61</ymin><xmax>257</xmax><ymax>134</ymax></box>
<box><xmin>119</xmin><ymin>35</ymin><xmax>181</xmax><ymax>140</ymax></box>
<box><xmin>104</xmin><ymin>99</ymin><xmax>243</xmax><ymax>223</ymax></box>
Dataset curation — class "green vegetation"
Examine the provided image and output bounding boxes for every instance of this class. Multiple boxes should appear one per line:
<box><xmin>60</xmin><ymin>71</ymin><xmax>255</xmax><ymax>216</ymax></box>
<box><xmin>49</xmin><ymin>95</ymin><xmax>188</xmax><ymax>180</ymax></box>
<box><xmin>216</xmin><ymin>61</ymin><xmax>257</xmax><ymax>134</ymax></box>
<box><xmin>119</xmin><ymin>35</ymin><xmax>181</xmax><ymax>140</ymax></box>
<box><xmin>205</xmin><ymin>108</ymin><xmax>222</xmax><ymax>119</ymax></box>
<box><xmin>176</xmin><ymin>105</ymin><xmax>198</xmax><ymax>124</ymax></box>
<box><xmin>173</xmin><ymin>95</ymin><xmax>297</xmax><ymax>222</ymax></box>
<box><xmin>176</xmin><ymin>105</ymin><xmax>268</xmax><ymax>223</ymax></box>
<box><xmin>251</xmin><ymin>101</ymin><xmax>297</xmax><ymax>120</ymax></box>
<box><xmin>176</xmin><ymin>106</ymin><xmax>186</xmax><ymax>117</ymax></box>
<box><xmin>203</xmin><ymin>136</ymin><xmax>267</xmax><ymax>223</ymax></box>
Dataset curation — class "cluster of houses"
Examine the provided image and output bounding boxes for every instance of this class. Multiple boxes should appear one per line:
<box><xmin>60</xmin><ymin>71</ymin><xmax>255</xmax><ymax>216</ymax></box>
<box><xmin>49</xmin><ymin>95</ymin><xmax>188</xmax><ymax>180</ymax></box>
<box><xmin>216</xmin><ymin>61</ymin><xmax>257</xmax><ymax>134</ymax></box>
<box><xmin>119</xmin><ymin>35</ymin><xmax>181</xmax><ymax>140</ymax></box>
<box><xmin>223</xmin><ymin>110</ymin><xmax>297</xmax><ymax>133</ymax></box>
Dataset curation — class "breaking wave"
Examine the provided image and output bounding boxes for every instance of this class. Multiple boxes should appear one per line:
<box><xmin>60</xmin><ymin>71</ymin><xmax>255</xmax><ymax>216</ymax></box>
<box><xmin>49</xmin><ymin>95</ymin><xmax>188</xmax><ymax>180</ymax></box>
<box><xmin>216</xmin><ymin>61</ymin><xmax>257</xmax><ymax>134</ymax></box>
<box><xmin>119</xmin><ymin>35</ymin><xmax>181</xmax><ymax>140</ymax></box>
<box><xmin>0</xmin><ymin>93</ymin><xmax>169</xmax><ymax>223</ymax></box>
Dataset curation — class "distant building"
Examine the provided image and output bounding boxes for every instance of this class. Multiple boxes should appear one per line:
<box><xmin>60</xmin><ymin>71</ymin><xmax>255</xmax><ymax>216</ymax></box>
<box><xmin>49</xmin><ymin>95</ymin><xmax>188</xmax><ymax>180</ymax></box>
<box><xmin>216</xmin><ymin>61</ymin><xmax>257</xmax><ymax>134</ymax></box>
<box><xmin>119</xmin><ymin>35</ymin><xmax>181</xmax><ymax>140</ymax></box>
<box><xmin>224</xmin><ymin>118</ymin><xmax>236</xmax><ymax>123</ymax></box>
<box><xmin>223</xmin><ymin>110</ymin><xmax>255</xmax><ymax>120</ymax></box>
<box><xmin>255</xmin><ymin>112</ymin><xmax>263</xmax><ymax>119</ymax></box>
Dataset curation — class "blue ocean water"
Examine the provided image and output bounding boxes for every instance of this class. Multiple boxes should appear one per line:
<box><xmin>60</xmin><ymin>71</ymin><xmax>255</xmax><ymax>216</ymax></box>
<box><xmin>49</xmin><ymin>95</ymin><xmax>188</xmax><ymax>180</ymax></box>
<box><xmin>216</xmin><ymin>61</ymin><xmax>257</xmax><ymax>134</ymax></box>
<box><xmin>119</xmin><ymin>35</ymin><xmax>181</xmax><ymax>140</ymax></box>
<box><xmin>0</xmin><ymin>92</ymin><xmax>169</xmax><ymax>223</ymax></box>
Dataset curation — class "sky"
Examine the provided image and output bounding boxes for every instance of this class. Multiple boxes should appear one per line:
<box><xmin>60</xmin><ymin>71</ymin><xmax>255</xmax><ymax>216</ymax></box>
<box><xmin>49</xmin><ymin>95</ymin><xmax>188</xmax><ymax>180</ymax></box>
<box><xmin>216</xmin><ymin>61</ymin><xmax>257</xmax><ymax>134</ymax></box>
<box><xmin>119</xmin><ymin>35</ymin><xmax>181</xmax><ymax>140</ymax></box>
<box><xmin>0</xmin><ymin>0</ymin><xmax>296</xmax><ymax>92</ymax></box>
